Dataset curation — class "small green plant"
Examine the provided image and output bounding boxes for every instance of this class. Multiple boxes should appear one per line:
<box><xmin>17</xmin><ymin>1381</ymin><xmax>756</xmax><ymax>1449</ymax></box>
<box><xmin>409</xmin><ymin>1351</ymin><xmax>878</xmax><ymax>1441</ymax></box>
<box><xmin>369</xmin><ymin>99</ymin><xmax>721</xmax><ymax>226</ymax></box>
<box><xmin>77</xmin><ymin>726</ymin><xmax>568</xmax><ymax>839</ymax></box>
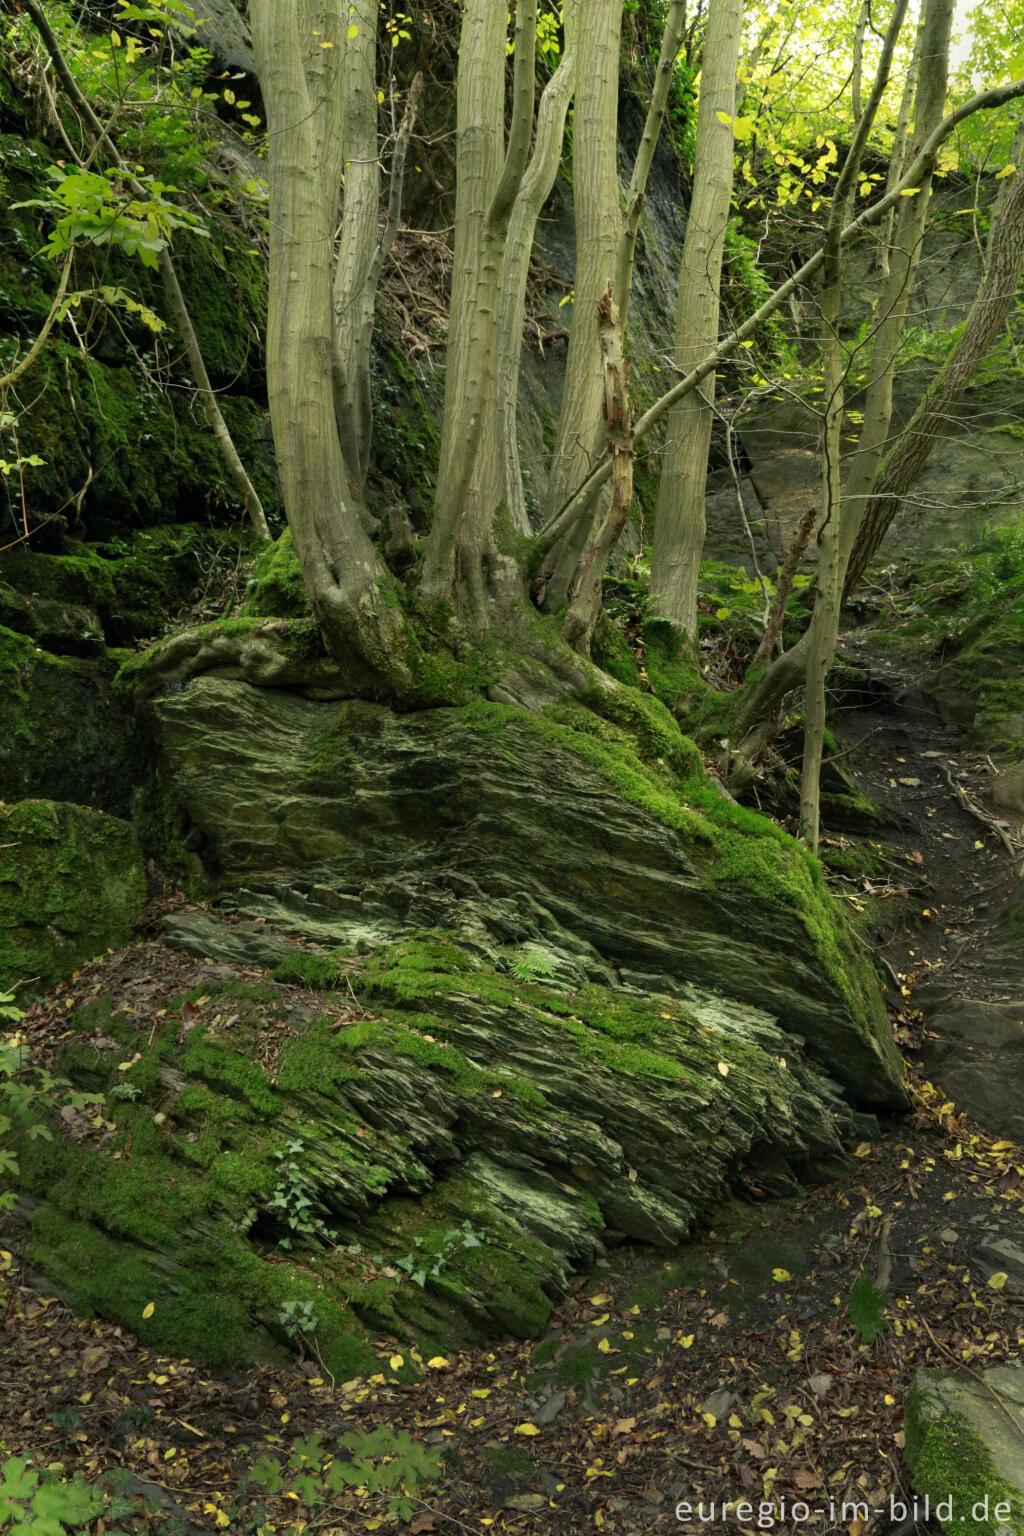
<box><xmin>0</xmin><ymin>1455</ymin><xmax>106</xmax><ymax>1533</ymax></box>
<box><xmin>847</xmin><ymin>1269</ymin><xmax>888</xmax><ymax>1344</ymax></box>
<box><xmin>395</xmin><ymin>1221</ymin><xmax>483</xmax><ymax>1289</ymax></box>
<box><xmin>508</xmin><ymin>943</ymin><xmax>560</xmax><ymax>982</ymax></box>
<box><xmin>242</xmin><ymin>1426</ymin><xmax>442</xmax><ymax>1526</ymax></box>
<box><xmin>277</xmin><ymin>1298</ymin><xmax>319</xmax><ymax>1345</ymax></box>
<box><xmin>267</xmin><ymin>1140</ymin><xmax>333</xmax><ymax>1250</ymax></box>
<box><xmin>14</xmin><ymin>166</ymin><xmax>207</xmax><ymax>269</ymax></box>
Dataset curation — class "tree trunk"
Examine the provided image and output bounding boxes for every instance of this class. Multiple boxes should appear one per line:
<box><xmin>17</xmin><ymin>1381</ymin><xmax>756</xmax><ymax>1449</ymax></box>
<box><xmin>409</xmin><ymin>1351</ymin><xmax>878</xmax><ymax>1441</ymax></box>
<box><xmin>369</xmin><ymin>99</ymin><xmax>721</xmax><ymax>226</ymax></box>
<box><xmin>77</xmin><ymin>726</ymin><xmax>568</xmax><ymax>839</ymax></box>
<box><xmin>539</xmin><ymin>0</ymin><xmax>622</xmax><ymax>609</ymax></box>
<box><xmin>332</xmin><ymin>0</ymin><xmax>379</xmax><ymax>492</ymax></box>
<box><xmin>563</xmin><ymin>286</ymin><xmax>634</xmax><ymax>652</ymax></box>
<box><xmin>837</xmin><ymin>0</ymin><xmax>954</xmax><ymax>581</ymax></box>
<box><xmin>420</xmin><ymin>0</ymin><xmax>533</xmax><ymax>622</ymax></box>
<box><xmin>251</xmin><ymin>0</ymin><xmax>410</xmax><ymax>690</ymax></box>
<box><xmin>648</xmin><ymin>0</ymin><xmax>743</xmax><ymax>640</ymax></box>
<box><xmin>843</xmin><ymin>162</ymin><xmax>1024</xmax><ymax>595</ymax></box>
<box><xmin>497</xmin><ymin>10</ymin><xmax>578</xmax><ymax>533</ymax></box>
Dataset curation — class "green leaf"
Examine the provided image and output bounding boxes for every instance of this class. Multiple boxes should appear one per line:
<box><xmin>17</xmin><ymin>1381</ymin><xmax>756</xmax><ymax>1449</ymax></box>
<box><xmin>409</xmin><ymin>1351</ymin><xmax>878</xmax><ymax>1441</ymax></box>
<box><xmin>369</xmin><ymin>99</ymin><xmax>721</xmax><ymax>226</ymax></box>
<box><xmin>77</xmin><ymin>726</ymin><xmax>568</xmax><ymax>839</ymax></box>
<box><xmin>846</xmin><ymin>1269</ymin><xmax>888</xmax><ymax>1344</ymax></box>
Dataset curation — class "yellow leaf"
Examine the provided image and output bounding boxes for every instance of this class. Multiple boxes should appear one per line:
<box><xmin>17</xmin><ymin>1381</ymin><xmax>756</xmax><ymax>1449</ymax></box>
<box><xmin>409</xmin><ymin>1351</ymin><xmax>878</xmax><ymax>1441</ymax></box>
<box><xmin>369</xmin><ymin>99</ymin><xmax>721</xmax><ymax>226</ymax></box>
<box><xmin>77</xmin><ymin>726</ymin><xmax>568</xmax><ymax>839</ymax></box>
<box><xmin>597</xmin><ymin>1337</ymin><xmax>611</xmax><ymax>1353</ymax></box>
<box><xmin>514</xmin><ymin>1422</ymin><xmax>540</xmax><ymax>1435</ymax></box>
<box><xmin>471</xmin><ymin>1388</ymin><xmax>490</xmax><ymax>1398</ymax></box>
<box><xmin>898</xmin><ymin>187</ymin><xmax>921</xmax><ymax>196</ymax></box>
<box><xmin>347</xmin><ymin>23</ymin><xmax>359</xmax><ymax>37</ymax></box>
<box><xmin>995</xmin><ymin>163</ymin><xmax>1017</xmax><ymax>179</ymax></box>
<box><xmin>988</xmin><ymin>1271</ymin><xmax>1008</xmax><ymax>1290</ymax></box>
<box><xmin>680</xmin><ymin>1333</ymin><xmax>695</xmax><ymax>1348</ymax></box>
<box><xmin>215</xmin><ymin>1513</ymin><xmax>230</xmax><ymax>1529</ymax></box>
<box><xmin>142</xmin><ymin>1302</ymin><xmax>155</xmax><ymax>1319</ymax></box>
<box><xmin>389</xmin><ymin>1354</ymin><xmax>404</xmax><ymax>1371</ymax></box>
<box><xmin>772</xmin><ymin>1268</ymin><xmax>791</xmax><ymax>1282</ymax></box>
<box><xmin>321</xmin><ymin>39</ymin><xmax>334</xmax><ymax>47</ymax></box>
<box><xmin>716</xmin><ymin>110</ymin><xmax>734</xmax><ymax>128</ymax></box>
<box><xmin>426</xmin><ymin>1356</ymin><xmax>449</xmax><ymax>1369</ymax></box>
<box><xmin>702</xmin><ymin>1412</ymin><xmax>717</xmax><ymax>1426</ymax></box>
<box><xmin>717</xmin><ymin>1061</ymin><xmax>730</xmax><ymax>1077</ymax></box>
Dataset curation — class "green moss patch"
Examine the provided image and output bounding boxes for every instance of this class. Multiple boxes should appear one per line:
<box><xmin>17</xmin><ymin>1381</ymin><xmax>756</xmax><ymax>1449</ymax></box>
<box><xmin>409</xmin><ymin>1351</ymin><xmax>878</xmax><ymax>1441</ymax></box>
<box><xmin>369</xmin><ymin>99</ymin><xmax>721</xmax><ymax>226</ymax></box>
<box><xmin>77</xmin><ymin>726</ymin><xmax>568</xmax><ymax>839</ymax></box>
<box><xmin>0</xmin><ymin>799</ymin><xmax>147</xmax><ymax>991</ymax></box>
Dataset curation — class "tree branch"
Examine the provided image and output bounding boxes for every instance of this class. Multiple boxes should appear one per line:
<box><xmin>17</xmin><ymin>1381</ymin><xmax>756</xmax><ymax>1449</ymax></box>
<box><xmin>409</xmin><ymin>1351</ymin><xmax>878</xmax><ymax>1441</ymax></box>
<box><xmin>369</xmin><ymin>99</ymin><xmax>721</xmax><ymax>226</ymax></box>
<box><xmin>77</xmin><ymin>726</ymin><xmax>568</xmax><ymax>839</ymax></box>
<box><xmin>536</xmin><ymin>71</ymin><xmax>1024</xmax><ymax>551</ymax></box>
<box><xmin>20</xmin><ymin>0</ymin><xmax>270</xmax><ymax>538</ymax></box>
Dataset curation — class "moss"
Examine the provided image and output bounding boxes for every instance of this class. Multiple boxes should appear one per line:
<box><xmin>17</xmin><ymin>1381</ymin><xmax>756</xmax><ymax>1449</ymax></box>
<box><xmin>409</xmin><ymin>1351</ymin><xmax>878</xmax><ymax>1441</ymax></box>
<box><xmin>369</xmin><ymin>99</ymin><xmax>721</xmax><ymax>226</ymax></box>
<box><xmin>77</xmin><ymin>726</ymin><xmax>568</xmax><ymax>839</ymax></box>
<box><xmin>591</xmin><ymin>613</ymin><xmax>640</xmax><ymax>688</ymax></box>
<box><xmin>0</xmin><ymin>128</ymin><xmax>279</xmax><ymax>539</ymax></box>
<box><xmin>275</xmin><ymin>1020</ymin><xmax>368</xmax><ymax>1094</ymax></box>
<box><xmin>482</xmin><ymin>1445</ymin><xmax>537</xmax><ymax>1480</ymax></box>
<box><xmin>0</xmin><ymin>799</ymin><xmax>147</xmax><ymax>990</ymax></box>
<box><xmin>270</xmin><ymin>952</ymin><xmax>345</xmax><ymax>989</ymax></box>
<box><xmin>905</xmin><ymin>1390</ymin><xmax>1020</xmax><ymax>1533</ymax></box>
<box><xmin>180</xmin><ymin>1030</ymin><xmax>279</xmax><ymax>1116</ymax></box>
<box><xmin>447</xmin><ymin>698</ymin><xmax>889</xmax><ymax>1046</ymax></box>
<box><xmin>243</xmin><ymin>529</ymin><xmax>311</xmax><ymax>620</ymax></box>
<box><xmin>359</xmin><ymin>933</ymin><xmax>710</xmax><ymax>1088</ymax></box>
<box><xmin>644</xmin><ymin>618</ymin><xmax>703</xmax><ymax>716</ymax></box>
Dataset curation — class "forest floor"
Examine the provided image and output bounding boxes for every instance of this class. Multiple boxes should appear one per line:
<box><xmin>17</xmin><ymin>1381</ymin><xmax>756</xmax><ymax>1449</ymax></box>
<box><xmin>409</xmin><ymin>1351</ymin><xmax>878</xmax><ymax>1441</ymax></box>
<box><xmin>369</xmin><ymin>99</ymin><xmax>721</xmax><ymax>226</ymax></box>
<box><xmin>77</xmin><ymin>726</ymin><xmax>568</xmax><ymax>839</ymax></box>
<box><xmin>2</xmin><ymin>636</ymin><xmax>1023</xmax><ymax>1536</ymax></box>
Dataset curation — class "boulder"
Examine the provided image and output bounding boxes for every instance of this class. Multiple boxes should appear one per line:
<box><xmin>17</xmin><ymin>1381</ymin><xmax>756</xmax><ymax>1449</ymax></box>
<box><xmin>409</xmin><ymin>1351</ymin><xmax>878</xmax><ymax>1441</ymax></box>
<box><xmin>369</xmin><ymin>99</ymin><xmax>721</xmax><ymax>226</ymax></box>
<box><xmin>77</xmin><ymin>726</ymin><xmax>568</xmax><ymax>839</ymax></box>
<box><xmin>916</xmin><ymin>1000</ymin><xmax>1024</xmax><ymax>1144</ymax></box>
<box><xmin>906</xmin><ymin>1367</ymin><xmax>1024</xmax><ymax>1534</ymax></box>
<box><xmin>18</xmin><ymin>929</ymin><xmax>875</xmax><ymax>1378</ymax></box>
<box><xmin>0</xmin><ymin>800</ymin><xmax>147</xmax><ymax>990</ymax></box>
<box><xmin>149</xmin><ymin>677</ymin><xmax>904</xmax><ymax>1107</ymax></box>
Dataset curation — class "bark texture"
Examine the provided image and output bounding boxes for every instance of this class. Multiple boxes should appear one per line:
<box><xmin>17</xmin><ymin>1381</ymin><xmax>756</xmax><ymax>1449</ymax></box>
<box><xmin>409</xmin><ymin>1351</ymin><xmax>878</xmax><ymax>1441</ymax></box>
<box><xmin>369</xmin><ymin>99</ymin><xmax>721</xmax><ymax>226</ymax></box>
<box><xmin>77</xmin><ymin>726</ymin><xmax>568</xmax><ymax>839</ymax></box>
<box><xmin>251</xmin><ymin>0</ymin><xmax>409</xmax><ymax>689</ymax></box>
<box><xmin>539</xmin><ymin>0</ymin><xmax>622</xmax><ymax>607</ymax></box>
<box><xmin>563</xmin><ymin>287</ymin><xmax>634</xmax><ymax>652</ymax></box>
<box><xmin>497</xmin><ymin>12</ymin><xmax>578</xmax><ymax>533</ymax></box>
<box><xmin>649</xmin><ymin>0</ymin><xmax>743</xmax><ymax>639</ymax></box>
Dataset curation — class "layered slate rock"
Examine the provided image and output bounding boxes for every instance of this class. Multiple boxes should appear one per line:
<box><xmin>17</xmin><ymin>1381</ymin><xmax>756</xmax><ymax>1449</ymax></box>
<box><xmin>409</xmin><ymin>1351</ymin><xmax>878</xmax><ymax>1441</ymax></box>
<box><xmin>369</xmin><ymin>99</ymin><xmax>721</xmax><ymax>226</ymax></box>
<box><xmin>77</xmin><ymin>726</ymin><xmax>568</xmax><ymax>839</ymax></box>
<box><xmin>0</xmin><ymin>800</ymin><xmax>147</xmax><ymax>988</ymax></box>
<box><xmin>20</xmin><ymin>935</ymin><xmax>874</xmax><ymax>1379</ymax></box>
<box><xmin>13</xmin><ymin>676</ymin><xmax>906</xmax><ymax>1375</ymax></box>
<box><xmin>151</xmin><ymin>678</ymin><xmax>904</xmax><ymax>1106</ymax></box>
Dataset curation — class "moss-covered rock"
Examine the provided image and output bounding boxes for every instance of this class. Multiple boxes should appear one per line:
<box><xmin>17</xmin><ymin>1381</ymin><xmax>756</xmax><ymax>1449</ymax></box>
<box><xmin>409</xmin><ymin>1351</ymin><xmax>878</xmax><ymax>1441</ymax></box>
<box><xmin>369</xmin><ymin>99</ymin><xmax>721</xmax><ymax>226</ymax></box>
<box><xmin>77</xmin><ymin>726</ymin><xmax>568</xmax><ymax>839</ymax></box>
<box><xmin>242</xmin><ymin>528</ymin><xmax>310</xmax><ymax>620</ymax></box>
<box><xmin>16</xmin><ymin>929</ymin><xmax>869</xmax><ymax>1373</ymax></box>
<box><xmin>0</xmin><ymin>624</ymin><xmax>145</xmax><ymax>812</ymax></box>
<box><xmin>0</xmin><ymin>799</ymin><xmax>147</xmax><ymax>989</ymax></box>
<box><xmin>148</xmin><ymin>677</ymin><xmax>903</xmax><ymax>1106</ymax></box>
<box><xmin>0</xmin><ymin>124</ymin><xmax>278</xmax><ymax>538</ymax></box>
<box><xmin>906</xmin><ymin>1369</ymin><xmax>1024</xmax><ymax>1534</ymax></box>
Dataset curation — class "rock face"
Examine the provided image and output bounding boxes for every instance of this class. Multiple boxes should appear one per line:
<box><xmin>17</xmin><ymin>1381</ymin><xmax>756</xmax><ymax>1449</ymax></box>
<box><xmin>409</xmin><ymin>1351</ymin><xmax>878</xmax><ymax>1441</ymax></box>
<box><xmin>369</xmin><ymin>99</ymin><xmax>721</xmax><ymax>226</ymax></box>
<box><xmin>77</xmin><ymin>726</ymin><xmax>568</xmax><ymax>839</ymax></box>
<box><xmin>0</xmin><ymin>800</ymin><xmax>147</xmax><ymax>989</ymax></box>
<box><xmin>151</xmin><ymin>678</ymin><xmax>903</xmax><ymax>1107</ymax></box>
<box><xmin>0</xmin><ymin>626</ymin><xmax>145</xmax><ymax>815</ymax></box>
<box><xmin>917</xmin><ymin>1001</ymin><xmax>1024</xmax><ymax>1147</ymax></box>
<box><xmin>907</xmin><ymin>1367</ymin><xmax>1024</xmax><ymax>1534</ymax></box>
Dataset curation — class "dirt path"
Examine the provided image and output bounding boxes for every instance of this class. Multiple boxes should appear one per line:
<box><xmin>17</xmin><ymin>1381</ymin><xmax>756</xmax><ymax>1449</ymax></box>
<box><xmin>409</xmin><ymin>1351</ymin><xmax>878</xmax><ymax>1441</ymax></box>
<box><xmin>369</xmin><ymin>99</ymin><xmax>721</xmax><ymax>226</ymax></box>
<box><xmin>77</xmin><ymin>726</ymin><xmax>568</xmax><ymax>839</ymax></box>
<box><xmin>835</xmin><ymin>633</ymin><xmax>1022</xmax><ymax>1000</ymax></box>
